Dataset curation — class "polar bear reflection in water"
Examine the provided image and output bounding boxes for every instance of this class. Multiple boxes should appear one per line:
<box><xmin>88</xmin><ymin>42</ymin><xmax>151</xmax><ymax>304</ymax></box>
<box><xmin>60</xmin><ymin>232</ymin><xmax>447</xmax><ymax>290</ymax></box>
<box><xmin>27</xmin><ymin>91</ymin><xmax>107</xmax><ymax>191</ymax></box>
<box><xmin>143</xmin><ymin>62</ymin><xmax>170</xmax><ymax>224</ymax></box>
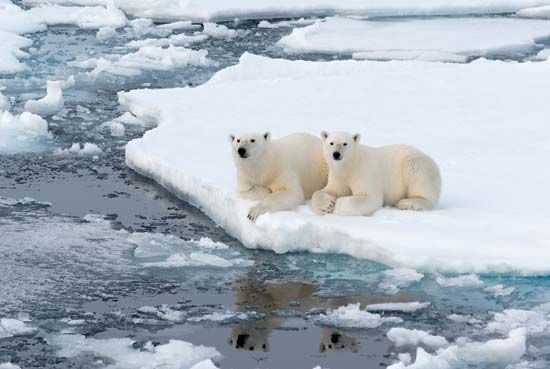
<box><xmin>227</xmin><ymin>273</ymin><xmax>411</xmax><ymax>353</ymax></box>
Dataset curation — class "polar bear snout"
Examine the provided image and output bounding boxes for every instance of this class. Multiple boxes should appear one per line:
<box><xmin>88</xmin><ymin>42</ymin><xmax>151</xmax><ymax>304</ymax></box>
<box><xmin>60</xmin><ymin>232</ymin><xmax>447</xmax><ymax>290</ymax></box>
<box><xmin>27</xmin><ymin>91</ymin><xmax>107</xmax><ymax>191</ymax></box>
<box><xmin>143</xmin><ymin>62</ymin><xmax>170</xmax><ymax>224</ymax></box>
<box><xmin>332</xmin><ymin>151</ymin><xmax>342</xmax><ymax>160</ymax></box>
<box><xmin>237</xmin><ymin>147</ymin><xmax>248</xmax><ymax>158</ymax></box>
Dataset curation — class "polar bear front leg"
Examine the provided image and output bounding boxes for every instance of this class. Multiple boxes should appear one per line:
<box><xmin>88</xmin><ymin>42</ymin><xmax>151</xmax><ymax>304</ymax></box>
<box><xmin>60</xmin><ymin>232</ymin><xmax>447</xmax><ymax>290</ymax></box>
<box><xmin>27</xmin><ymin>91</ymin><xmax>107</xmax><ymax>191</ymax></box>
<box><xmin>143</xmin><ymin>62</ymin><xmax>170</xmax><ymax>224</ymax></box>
<box><xmin>311</xmin><ymin>191</ymin><xmax>336</xmax><ymax>215</ymax></box>
<box><xmin>333</xmin><ymin>195</ymin><xmax>383</xmax><ymax>216</ymax></box>
<box><xmin>239</xmin><ymin>185</ymin><xmax>272</xmax><ymax>201</ymax></box>
<box><xmin>248</xmin><ymin>175</ymin><xmax>303</xmax><ymax>222</ymax></box>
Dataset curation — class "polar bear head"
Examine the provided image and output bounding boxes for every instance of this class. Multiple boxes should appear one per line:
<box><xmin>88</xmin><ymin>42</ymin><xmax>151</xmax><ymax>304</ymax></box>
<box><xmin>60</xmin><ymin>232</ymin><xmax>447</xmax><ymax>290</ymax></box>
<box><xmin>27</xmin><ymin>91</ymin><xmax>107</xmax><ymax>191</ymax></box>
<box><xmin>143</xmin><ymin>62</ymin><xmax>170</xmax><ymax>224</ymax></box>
<box><xmin>228</xmin><ymin>132</ymin><xmax>271</xmax><ymax>161</ymax></box>
<box><xmin>320</xmin><ymin>131</ymin><xmax>361</xmax><ymax>164</ymax></box>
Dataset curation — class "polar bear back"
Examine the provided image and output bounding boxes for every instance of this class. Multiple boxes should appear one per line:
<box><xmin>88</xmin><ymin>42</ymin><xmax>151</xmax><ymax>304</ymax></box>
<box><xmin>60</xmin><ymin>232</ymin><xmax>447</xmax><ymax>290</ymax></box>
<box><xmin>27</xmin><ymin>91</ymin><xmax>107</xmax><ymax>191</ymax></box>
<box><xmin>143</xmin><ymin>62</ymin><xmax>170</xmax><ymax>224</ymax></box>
<box><xmin>273</xmin><ymin>133</ymin><xmax>328</xmax><ymax>199</ymax></box>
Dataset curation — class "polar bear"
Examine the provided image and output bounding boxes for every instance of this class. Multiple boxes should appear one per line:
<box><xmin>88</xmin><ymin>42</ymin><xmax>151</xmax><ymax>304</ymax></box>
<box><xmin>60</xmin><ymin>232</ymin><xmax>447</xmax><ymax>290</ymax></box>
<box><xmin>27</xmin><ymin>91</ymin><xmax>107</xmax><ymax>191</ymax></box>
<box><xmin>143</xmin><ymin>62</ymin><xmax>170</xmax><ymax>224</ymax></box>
<box><xmin>229</xmin><ymin>132</ymin><xmax>328</xmax><ymax>222</ymax></box>
<box><xmin>312</xmin><ymin>131</ymin><xmax>441</xmax><ymax>216</ymax></box>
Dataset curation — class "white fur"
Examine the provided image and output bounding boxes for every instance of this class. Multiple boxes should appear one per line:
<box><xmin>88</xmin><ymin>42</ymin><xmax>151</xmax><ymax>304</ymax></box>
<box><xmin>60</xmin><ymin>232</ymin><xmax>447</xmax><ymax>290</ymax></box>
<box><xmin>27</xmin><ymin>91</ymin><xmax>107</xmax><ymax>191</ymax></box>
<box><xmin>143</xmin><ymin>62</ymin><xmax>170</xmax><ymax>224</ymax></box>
<box><xmin>229</xmin><ymin>132</ymin><xmax>328</xmax><ymax>222</ymax></box>
<box><xmin>312</xmin><ymin>131</ymin><xmax>441</xmax><ymax>216</ymax></box>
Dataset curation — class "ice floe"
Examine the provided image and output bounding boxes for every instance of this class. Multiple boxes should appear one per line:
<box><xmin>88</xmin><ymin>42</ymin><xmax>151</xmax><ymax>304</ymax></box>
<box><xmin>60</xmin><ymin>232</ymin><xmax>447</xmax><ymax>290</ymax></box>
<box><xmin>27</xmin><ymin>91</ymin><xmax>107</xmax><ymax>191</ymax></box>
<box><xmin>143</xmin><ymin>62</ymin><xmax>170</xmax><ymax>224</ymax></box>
<box><xmin>387</xmin><ymin>327</ymin><xmax>448</xmax><ymax>349</ymax></box>
<box><xmin>54</xmin><ymin>142</ymin><xmax>102</xmax><ymax>156</ymax></box>
<box><xmin>485</xmin><ymin>284</ymin><xmax>516</xmax><ymax>297</ymax></box>
<box><xmin>278</xmin><ymin>17</ymin><xmax>550</xmax><ymax>62</ymax></box>
<box><xmin>24</xmin><ymin>80</ymin><xmax>64</xmax><ymax>116</ymax></box>
<box><xmin>447</xmin><ymin>314</ymin><xmax>482</xmax><ymax>325</ymax></box>
<box><xmin>436</xmin><ymin>274</ymin><xmax>484</xmax><ymax>287</ymax></box>
<box><xmin>366</xmin><ymin>302</ymin><xmax>430</xmax><ymax>313</ymax></box>
<box><xmin>28</xmin><ymin>0</ymin><xmax>550</xmax><ymax>22</ymax></box>
<box><xmin>517</xmin><ymin>5</ymin><xmax>550</xmax><ymax>19</ymax></box>
<box><xmin>121</xmin><ymin>53</ymin><xmax>550</xmax><ymax>275</ymax></box>
<box><xmin>47</xmin><ymin>334</ymin><xmax>221</xmax><ymax>369</ymax></box>
<box><xmin>486</xmin><ymin>303</ymin><xmax>550</xmax><ymax>337</ymax></box>
<box><xmin>72</xmin><ymin>45</ymin><xmax>212</xmax><ymax>78</ymax></box>
<box><xmin>0</xmin><ymin>110</ymin><xmax>51</xmax><ymax>154</ymax></box>
<box><xmin>137</xmin><ymin>305</ymin><xmax>186</xmax><ymax>322</ymax></box>
<box><xmin>377</xmin><ymin>269</ymin><xmax>424</xmax><ymax>295</ymax></box>
<box><xmin>316</xmin><ymin>303</ymin><xmax>403</xmax><ymax>329</ymax></box>
<box><xmin>0</xmin><ymin>318</ymin><xmax>36</xmax><ymax>339</ymax></box>
<box><xmin>0</xmin><ymin>364</ymin><xmax>20</xmax><ymax>369</ymax></box>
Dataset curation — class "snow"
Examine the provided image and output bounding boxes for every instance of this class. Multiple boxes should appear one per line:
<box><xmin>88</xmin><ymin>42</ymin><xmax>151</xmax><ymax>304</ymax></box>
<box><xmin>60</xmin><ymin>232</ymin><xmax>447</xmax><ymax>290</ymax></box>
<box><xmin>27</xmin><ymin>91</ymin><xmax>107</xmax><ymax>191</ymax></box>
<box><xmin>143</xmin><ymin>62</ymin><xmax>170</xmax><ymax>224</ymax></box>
<box><xmin>517</xmin><ymin>5</ymin><xmax>550</xmax><ymax>19</ymax></box>
<box><xmin>316</xmin><ymin>303</ymin><xmax>403</xmax><ymax>329</ymax></box>
<box><xmin>436</xmin><ymin>274</ymin><xmax>484</xmax><ymax>287</ymax></box>
<box><xmin>365</xmin><ymin>302</ymin><xmax>430</xmax><ymax>313</ymax></box>
<box><xmin>0</xmin><ymin>318</ymin><xmax>36</xmax><ymax>338</ymax></box>
<box><xmin>47</xmin><ymin>334</ymin><xmax>220</xmax><ymax>369</ymax></box>
<box><xmin>278</xmin><ymin>17</ymin><xmax>550</xmax><ymax>62</ymax></box>
<box><xmin>388</xmin><ymin>328</ymin><xmax>526</xmax><ymax>368</ymax></box>
<box><xmin>72</xmin><ymin>45</ymin><xmax>211</xmax><ymax>78</ymax></box>
<box><xmin>386</xmin><ymin>327</ymin><xmax>448</xmax><ymax>349</ymax></box>
<box><xmin>24</xmin><ymin>80</ymin><xmax>64</xmax><ymax>116</ymax></box>
<box><xmin>29</xmin><ymin>0</ymin><xmax>550</xmax><ymax>22</ymax></box>
<box><xmin>258</xmin><ymin>18</ymin><xmax>317</xmax><ymax>29</ymax></box>
<box><xmin>26</xmin><ymin>4</ymin><xmax>127</xmax><ymax>29</ymax></box>
<box><xmin>0</xmin><ymin>110</ymin><xmax>51</xmax><ymax>154</ymax></box>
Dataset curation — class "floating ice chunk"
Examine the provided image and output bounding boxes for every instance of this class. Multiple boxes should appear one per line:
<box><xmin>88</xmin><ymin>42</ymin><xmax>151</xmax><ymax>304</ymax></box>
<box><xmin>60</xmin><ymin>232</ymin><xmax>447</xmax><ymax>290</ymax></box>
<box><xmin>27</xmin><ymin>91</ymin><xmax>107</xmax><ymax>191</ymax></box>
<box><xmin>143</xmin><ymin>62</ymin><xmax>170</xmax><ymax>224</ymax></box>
<box><xmin>0</xmin><ymin>363</ymin><xmax>21</xmax><ymax>369</ymax></box>
<box><xmin>158</xmin><ymin>21</ymin><xmax>201</xmax><ymax>31</ymax></box>
<box><xmin>366</xmin><ymin>302</ymin><xmax>430</xmax><ymax>313</ymax></box>
<box><xmin>24</xmin><ymin>81</ymin><xmax>64</xmax><ymax>116</ymax></box>
<box><xmin>486</xmin><ymin>304</ymin><xmax>550</xmax><ymax>337</ymax></box>
<box><xmin>517</xmin><ymin>5</ymin><xmax>550</xmax><ymax>19</ymax></box>
<box><xmin>96</xmin><ymin>26</ymin><xmax>118</xmax><ymax>41</ymax></box>
<box><xmin>0</xmin><ymin>90</ymin><xmax>9</xmax><ymax>111</ymax></box>
<box><xmin>55</xmin><ymin>142</ymin><xmax>102</xmax><ymax>156</ymax></box>
<box><xmin>378</xmin><ymin>269</ymin><xmax>424</xmax><ymax>295</ymax></box>
<box><xmin>27</xmin><ymin>4</ymin><xmax>127</xmax><ymax>29</ymax></box>
<box><xmin>388</xmin><ymin>329</ymin><xmax>526</xmax><ymax>368</ymax></box>
<box><xmin>126</xmin><ymin>18</ymin><xmax>153</xmax><ymax>37</ymax></box>
<box><xmin>73</xmin><ymin>45</ymin><xmax>211</xmax><ymax>78</ymax></box>
<box><xmin>278</xmin><ymin>17</ymin><xmax>550</xmax><ymax>62</ymax></box>
<box><xmin>137</xmin><ymin>305</ymin><xmax>185</xmax><ymax>322</ymax></box>
<box><xmin>47</xmin><ymin>334</ymin><xmax>220</xmax><ymax>369</ymax></box>
<box><xmin>387</xmin><ymin>327</ymin><xmax>448</xmax><ymax>349</ymax></box>
<box><xmin>447</xmin><ymin>314</ymin><xmax>482</xmax><ymax>325</ymax></box>
<box><xmin>143</xmin><ymin>252</ymin><xmax>252</xmax><ymax>268</ymax></box>
<box><xmin>190</xmin><ymin>361</ymin><xmax>217</xmax><ymax>369</ymax></box>
<box><xmin>317</xmin><ymin>303</ymin><xmax>402</xmax><ymax>329</ymax></box>
<box><xmin>257</xmin><ymin>18</ymin><xmax>316</xmax><ymax>29</ymax></box>
<box><xmin>485</xmin><ymin>284</ymin><xmax>515</xmax><ymax>297</ymax></box>
<box><xmin>127</xmin><ymin>33</ymin><xmax>208</xmax><ymax>49</ymax></box>
<box><xmin>0</xmin><ymin>111</ymin><xmax>51</xmax><ymax>154</ymax></box>
<box><xmin>202</xmin><ymin>22</ymin><xmax>243</xmax><ymax>39</ymax></box>
<box><xmin>436</xmin><ymin>274</ymin><xmax>484</xmax><ymax>287</ymax></box>
<box><xmin>0</xmin><ymin>318</ymin><xmax>36</xmax><ymax>338</ymax></box>
<box><xmin>196</xmin><ymin>237</ymin><xmax>229</xmax><ymax>250</ymax></box>
<box><xmin>121</xmin><ymin>54</ymin><xmax>550</xmax><ymax>275</ymax></box>
<box><xmin>188</xmin><ymin>311</ymin><xmax>248</xmax><ymax>322</ymax></box>
<box><xmin>533</xmin><ymin>48</ymin><xmax>550</xmax><ymax>60</ymax></box>
<box><xmin>108</xmin><ymin>121</ymin><xmax>125</xmax><ymax>137</ymax></box>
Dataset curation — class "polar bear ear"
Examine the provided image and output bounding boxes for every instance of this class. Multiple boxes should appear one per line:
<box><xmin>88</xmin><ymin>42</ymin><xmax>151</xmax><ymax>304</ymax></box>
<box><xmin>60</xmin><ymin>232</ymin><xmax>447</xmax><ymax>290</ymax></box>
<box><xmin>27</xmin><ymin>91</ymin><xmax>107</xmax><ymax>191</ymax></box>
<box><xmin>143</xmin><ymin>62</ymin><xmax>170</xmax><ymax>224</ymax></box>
<box><xmin>320</xmin><ymin>131</ymin><xmax>329</xmax><ymax>140</ymax></box>
<box><xmin>263</xmin><ymin>132</ymin><xmax>271</xmax><ymax>141</ymax></box>
<box><xmin>352</xmin><ymin>133</ymin><xmax>361</xmax><ymax>143</ymax></box>
<box><xmin>228</xmin><ymin>134</ymin><xmax>235</xmax><ymax>143</ymax></box>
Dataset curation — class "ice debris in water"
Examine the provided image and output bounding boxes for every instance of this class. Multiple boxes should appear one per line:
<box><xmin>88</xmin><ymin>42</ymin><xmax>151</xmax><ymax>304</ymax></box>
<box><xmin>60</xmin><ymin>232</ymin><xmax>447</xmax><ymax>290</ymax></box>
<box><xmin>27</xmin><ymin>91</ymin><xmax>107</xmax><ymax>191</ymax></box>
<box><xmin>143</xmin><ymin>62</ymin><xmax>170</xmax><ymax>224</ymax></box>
<box><xmin>0</xmin><ymin>363</ymin><xmax>21</xmax><ymax>369</ymax></box>
<box><xmin>188</xmin><ymin>311</ymin><xmax>249</xmax><ymax>322</ymax></box>
<box><xmin>201</xmin><ymin>22</ymin><xmax>245</xmax><ymax>39</ymax></box>
<box><xmin>0</xmin><ymin>318</ymin><xmax>36</xmax><ymax>339</ymax></box>
<box><xmin>486</xmin><ymin>303</ymin><xmax>550</xmax><ymax>337</ymax></box>
<box><xmin>46</xmin><ymin>334</ymin><xmax>220</xmax><ymax>369</ymax></box>
<box><xmin>388</xmin><ymin>328</ymin><xmax>527</xmax><ymax>369</ymax></box>
<box><xmin>127</xmin><ymin>33</ymin><xmax>209</xmax><ymax>49</ymax></box>
<box><xmin>0</xmin><ymin>110</ymin><xmax>51</xmax><ymax>154</ymax></box>
<box><xmin>24</xmin><ymin>80</ymin><xmax>64</xmax><ymax>116</ymax></box>
<box><xmin>447</xmin><ymin>314</ymin><xmax>482</xmax><ymax>325</ymax></box>
<box><xmin>54</xmin><ymin>142</ymin><xmax>102</xmax><ymax>156</ymax></box>
<box><xmin>365</xmin><ymin>302</ymin><xmax>430</xmax><ymax>313</ymax></box>
<box><xmin>72</xmin><ymin>45</ymin><xmax>212</xmax><ymax>78</ymax></box>
<box><xmin>0</xmin><ymin>196</ymin><xmax>51</xmax><ymax>207</ymax></box>
<box><xmin>129</xmin><ymin>233</ymin><xmax>252</xmax><ymax>269</ymax></box>
<box><xmin>378</xmin><ymin>268</ymin><xmax>424</xmax><ymax>295</ymax></box>
<box><xmin>436</xmin><ymin>273</ymin><xmax>484</xmax><ymax>287</ymax></box>
<box><xmin>316</xmin><ymin>303</ymin><xmax>403</xmax><ymax>329</ymax></box>
<box><xmin>485</xmin><ymin>284</ymin><xmax>515</xmax><ymax>297</ymax></box>
<box><xmin>387</xmin><ymin>327</ymin><xmax>449</xmax><ymax>349</ymax></box>
<box><xmin>96</xmin><ymin>26</ymin><xmax>118</xmax><ymax>41</ymax></box>
<box><xmin>137</xmin><ymin>305</ymin><xmax>185</xmax><ymax>323</ymax></box>
<box><xmin>257</xmin><ymin>18</ymin><xmax>317</xmax><ymax>29</ymax></box>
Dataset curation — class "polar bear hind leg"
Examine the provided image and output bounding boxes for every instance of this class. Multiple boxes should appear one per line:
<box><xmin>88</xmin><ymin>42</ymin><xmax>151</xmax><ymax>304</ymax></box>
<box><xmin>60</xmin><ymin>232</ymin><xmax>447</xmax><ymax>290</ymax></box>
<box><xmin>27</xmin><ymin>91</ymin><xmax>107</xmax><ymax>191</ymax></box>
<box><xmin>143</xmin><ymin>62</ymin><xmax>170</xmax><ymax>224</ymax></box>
<box><xmin>397</xmin><ymin>154</ymin><xmax>441</xmax><ymax>211</ymax></box>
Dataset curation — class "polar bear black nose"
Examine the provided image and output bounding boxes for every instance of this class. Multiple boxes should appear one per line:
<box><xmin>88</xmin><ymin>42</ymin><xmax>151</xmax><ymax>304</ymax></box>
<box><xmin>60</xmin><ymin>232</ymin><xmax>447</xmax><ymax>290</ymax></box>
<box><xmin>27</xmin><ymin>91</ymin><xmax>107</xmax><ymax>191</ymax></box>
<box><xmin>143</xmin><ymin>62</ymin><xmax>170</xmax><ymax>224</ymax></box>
<box><xmin>333</xmin><ymin>152</ymin><xmax>341</xmax><ymax>160</ymax></box>
<box><xmin>238</xmin><ymin>147</ymin><xmax>247</xmax><ymax>157</ymax></box>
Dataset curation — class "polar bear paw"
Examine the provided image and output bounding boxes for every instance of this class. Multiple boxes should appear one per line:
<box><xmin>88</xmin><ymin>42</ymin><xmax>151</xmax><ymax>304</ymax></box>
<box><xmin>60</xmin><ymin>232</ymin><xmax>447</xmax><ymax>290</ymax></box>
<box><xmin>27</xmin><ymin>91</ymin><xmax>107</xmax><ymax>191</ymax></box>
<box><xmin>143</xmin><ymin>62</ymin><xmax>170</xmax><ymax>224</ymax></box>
<box><xmin>397</xmin><ymin>198</ymin><xmax>432</xmax><ymax>211</ymax></box>
<box><xmin>248</xmin><ymin>204</ymin><xmax>269</xmax><ymax>222</ymax></box>
<box><xmin>311</xmin><ymin>191</ymin><xmax>336</xmax><ymax>215</ymax></box>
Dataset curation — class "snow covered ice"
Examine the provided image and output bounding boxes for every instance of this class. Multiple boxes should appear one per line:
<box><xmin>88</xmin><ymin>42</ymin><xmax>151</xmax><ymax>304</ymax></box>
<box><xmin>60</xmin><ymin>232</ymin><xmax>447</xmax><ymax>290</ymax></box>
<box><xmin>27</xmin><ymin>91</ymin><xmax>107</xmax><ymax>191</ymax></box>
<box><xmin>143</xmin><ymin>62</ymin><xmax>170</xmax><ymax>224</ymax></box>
<box><xmin>122</xmin><ymin>53</ymin><xmax>550</xmax><ymax>275</ymax></box>
<box><xmin>278</xmin><ymin>16</ymin><xmax>550</xmax><ymax>62</ymax></box>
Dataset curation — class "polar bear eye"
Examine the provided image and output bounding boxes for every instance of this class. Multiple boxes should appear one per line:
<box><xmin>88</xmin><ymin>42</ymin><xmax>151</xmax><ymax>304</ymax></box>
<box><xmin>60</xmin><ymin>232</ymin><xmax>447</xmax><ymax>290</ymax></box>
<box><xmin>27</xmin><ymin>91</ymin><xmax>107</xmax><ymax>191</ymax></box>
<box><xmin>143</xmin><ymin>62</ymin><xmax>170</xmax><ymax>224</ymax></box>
<box><xmin>330</xmin><ymin>142</ymin><xmax>334</xmax><ymax>146</ymax></box>
<box><xmin>237</xmin><ymin>139</ymin><xmax>240</xmax><ymax>143</ymax></box>
<box><xmin>251</xmin><ymin>139</ymin><xmax>255</xmax><ymax>143</ymax></box>
<box><xmin>343</xmin><ymin>143</ymin><xmax>348</xmax><ymax>146</ymax></box>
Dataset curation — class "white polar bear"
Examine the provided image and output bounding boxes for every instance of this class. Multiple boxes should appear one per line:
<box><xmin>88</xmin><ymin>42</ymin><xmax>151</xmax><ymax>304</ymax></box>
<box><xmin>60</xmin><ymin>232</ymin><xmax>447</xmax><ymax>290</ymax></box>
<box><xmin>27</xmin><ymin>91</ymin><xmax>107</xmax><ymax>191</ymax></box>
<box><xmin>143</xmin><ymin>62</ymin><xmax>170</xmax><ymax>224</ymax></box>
<box><xmin>229</xmin><ymin>132</ymin><xmax>328</xmax><ymax>222</ymax></box>
<box><xmin>312</xmin><ymin>131</ymin><xmax>441</xmax><ymax>216</ymax></box>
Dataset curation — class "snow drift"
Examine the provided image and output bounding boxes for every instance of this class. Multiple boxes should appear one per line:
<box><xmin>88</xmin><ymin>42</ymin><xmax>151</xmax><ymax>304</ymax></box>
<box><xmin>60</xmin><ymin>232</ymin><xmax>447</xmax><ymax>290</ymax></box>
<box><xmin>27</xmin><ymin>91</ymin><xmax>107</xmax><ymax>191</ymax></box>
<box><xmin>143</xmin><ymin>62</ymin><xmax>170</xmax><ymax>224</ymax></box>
<box><xmin>122</xmin><ymin>53</ymin><xmax>550</xmax><ymax>275</ymax></box>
